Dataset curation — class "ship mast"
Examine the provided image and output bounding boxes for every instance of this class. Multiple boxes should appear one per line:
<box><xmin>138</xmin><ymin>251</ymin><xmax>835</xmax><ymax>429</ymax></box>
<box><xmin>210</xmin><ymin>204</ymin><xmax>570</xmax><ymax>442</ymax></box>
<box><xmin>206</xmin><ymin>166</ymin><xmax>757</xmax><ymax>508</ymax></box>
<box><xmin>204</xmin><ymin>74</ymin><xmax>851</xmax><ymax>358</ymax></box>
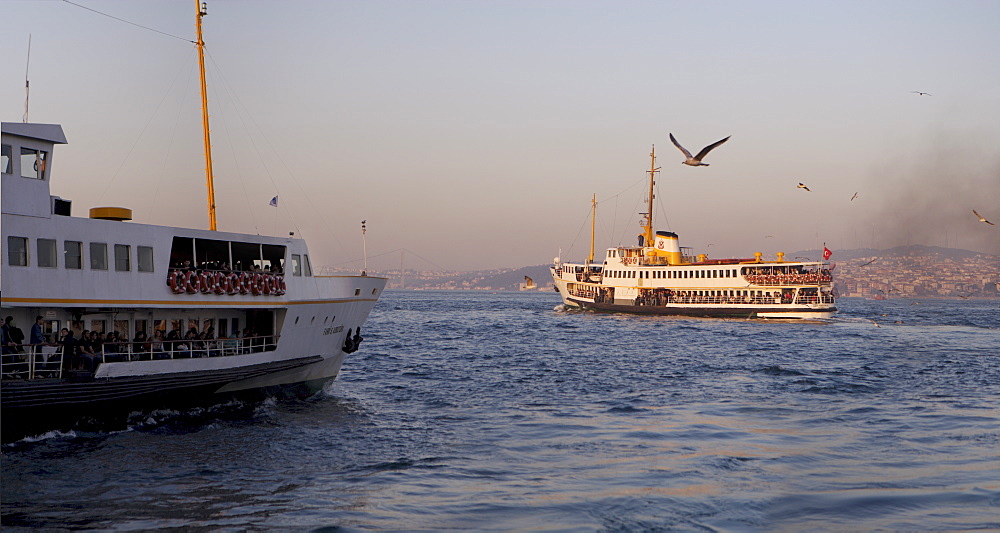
<box><xmin>642</xmin><ymin>145</ymin><xmax>660</xmax><ymax>246</ymax></box>
<box><xmin>195</xmin><ymin>1</ymin><xmax>218</xmax><ymax>231</ymax></box>
<box><xmin>587</xmin><ymin>193</ymin><xmax>597</xmax><ymax>264</ymax></box>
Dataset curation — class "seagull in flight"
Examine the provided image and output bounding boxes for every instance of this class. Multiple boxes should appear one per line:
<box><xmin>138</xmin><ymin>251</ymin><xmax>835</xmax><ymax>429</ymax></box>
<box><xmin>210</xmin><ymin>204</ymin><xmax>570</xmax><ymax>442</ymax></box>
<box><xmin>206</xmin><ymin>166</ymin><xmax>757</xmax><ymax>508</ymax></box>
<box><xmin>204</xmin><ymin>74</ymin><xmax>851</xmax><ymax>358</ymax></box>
<box><xmin>669</xmin><ymin>133</ymin><xmax>730</xmax><ymax>166</ymax></box>
<box><xmin>973</xmin><ymin>210</ymin><xmax>995</xmax><ymax>225</ymax></box>
<box><xmin>797</xmin><ymin>183</ymin><xmax>811</xmax><ymax>192</ymax></box>
<box><xmin>911</xmin><ymin>91</ymin><xmax>932</xmax><ymax>96</ymax></box>
<box><xmin>851</xmin><ymin>192</ymin><xmax>859</xmax><ymax>201</ymax></box>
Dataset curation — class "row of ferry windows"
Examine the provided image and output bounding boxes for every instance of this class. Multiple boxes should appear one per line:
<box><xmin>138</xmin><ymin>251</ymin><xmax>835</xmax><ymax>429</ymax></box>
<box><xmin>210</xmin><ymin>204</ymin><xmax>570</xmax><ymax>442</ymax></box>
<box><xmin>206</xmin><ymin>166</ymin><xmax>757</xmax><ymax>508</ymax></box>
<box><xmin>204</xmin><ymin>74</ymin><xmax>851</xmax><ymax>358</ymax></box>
<box><xmin>7</xmin><ymin>236</ymin><xmax>154</xmax><ymax>272</ymax></box>
<box><xmin>606</xmin><ymin>269</ymin><xmax>740</xmax><ymax>279</ymax></box>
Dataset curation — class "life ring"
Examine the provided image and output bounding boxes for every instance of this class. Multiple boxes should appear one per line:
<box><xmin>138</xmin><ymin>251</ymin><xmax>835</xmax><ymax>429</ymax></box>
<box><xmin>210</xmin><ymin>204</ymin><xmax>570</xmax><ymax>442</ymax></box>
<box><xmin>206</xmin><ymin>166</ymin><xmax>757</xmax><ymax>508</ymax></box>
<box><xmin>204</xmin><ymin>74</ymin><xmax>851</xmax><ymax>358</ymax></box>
<box><xmin>168</xmin><ymin>270</ymin><xmax>185</xmax><ymax>294</ymax></box>
<box><xmin>185</xmin><ymin>271</ymin><xmax>200</xmax><ymax>293</ymax></box>
<box><xmin>275</xmin><ymin>275</ymin><xmax>286</xmax><ymax>295</ymax></box>
<box><xmin>200</xmin><ymin>271</ymin><xmax>213</xmax><ymax>294</ymax></box>
<box><xmin>238</xmin><ymin>272</ymin><xmax>251</xmax><ymax>294</ymax></box>
<box><xmin>218</xmin><ymin>272</ymin><xmax>231</xmax><ymax>294</ymax></box>
<box><xmin>228</xmin><ymin>273</ymin><xmax>241</xmax><ymax>295</ymax></box>
<box><xmin>213</xmin><ymin>272</ymin><xmax>226</xmax><ymax>295</ymax></box>
<box><xmin>250</xmin><ymin>273</ymin><xmax>263</xmax><ymax>295</ymax></box>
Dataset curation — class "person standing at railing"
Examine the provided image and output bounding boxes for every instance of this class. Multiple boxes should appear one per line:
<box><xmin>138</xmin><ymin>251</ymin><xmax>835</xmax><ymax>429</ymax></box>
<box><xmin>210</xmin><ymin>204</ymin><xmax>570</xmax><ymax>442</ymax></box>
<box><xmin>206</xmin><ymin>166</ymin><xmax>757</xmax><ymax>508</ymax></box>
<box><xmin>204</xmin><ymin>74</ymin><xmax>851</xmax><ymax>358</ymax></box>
<box><xmin>56</xmin><ymin>328</ymin><xmax>75</xmax><ymax>373</ymax></box>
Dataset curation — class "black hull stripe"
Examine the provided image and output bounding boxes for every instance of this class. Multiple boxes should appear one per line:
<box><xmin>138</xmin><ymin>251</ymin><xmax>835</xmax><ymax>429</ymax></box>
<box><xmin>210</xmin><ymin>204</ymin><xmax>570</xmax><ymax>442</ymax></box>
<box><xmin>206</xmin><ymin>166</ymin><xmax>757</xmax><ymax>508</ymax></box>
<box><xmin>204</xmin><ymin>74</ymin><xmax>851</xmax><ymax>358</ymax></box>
<box><xmin>568</xmin><ymin>298</ymin><xmax>836</xmax><ymax>318</ymax></box>
<box><xmin>1</xmin><ymin>355</ymin><xmax>323</xmax><ymax>409</ymax></box>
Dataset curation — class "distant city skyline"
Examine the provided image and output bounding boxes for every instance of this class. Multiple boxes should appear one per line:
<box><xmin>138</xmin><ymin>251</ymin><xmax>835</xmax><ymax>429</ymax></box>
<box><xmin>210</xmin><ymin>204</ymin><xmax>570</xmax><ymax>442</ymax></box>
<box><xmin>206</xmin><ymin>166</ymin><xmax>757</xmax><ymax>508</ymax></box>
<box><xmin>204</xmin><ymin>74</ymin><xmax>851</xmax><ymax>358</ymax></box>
<box><xmin>3</xmin><ymin>0</ymin><xmax>998</xmax><ymax>271</ymax></box>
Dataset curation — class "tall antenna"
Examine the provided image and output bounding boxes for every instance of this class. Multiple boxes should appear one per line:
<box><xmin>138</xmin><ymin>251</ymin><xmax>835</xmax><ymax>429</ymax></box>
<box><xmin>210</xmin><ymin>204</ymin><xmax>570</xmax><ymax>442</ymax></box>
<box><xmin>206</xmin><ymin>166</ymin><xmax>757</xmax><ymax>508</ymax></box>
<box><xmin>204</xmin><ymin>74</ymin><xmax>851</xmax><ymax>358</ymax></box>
<box><xmin>195</xmin><ymin>0</ymin><xmax>218</xmax><ymax>231</ymax></box>
<box><xmin>23</xmin><ymin>35</ymin><xmax>32</xmax><ymax>123</ymax></box>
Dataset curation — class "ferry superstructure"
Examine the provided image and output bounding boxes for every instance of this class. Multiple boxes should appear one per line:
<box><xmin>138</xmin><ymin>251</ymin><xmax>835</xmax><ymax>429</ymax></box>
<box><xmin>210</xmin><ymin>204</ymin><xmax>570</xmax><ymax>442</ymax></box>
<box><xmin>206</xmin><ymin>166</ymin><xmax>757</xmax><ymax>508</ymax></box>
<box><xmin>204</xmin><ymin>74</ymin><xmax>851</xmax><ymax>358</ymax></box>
<box><xmin>0</xmin><ymin>3</ymin><xmax>385</xmax><ymax>441</ymax></box>
<box><xmin>551</xmin><ymin>147</ymin><xmax>836</xmax><ymax>320</ymax></box>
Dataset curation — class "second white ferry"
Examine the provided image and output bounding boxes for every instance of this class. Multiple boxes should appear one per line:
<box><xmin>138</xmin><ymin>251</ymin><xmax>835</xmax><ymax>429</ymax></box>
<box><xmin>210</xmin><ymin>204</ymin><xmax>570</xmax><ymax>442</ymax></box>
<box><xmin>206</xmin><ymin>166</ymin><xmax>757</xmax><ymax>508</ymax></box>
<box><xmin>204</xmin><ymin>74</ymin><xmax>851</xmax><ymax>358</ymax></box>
<box><xmin>551</xmin><ymin>147</ymin><xmax>837</xmax><ymax>319</ymax></box>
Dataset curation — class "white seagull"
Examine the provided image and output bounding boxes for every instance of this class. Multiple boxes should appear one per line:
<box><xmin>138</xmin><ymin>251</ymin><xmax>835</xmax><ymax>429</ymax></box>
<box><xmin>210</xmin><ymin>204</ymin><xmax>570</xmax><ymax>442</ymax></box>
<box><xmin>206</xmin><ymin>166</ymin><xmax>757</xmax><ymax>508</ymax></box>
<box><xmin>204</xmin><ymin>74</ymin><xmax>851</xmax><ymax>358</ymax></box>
<box><xmin>973</xmin><ymin>210</ymin><xmax>995</xmax><ymax>225</ymax></box>
<box><xmin>851</xmin><ymin>192</ymin><xmax>859</xmax><ymax>201</ymax></box>
<box><xmin>911</xmin><ymin>91</ymin><xmax>932</xmax><ymax>96</ymax></box>
<box><xmin>669</xmin><ymin>133</ymin><xmax>730</xmax><ymax>166</ymax></box>
<box><xmin>797</xmin><ymin>183</ymin><xmax>811</xmax><ymax>192</ymax></box>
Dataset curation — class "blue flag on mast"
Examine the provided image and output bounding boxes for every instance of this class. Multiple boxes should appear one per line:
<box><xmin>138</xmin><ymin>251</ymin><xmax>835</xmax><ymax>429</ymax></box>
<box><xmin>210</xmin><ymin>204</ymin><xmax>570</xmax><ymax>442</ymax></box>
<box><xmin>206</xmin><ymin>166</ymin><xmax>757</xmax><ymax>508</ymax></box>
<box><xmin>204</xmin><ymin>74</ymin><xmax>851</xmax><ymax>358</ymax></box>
<box><xmin>269</xmin><ymin>195</ymin><xmax>278</xmax><ymax>207</ymax></box>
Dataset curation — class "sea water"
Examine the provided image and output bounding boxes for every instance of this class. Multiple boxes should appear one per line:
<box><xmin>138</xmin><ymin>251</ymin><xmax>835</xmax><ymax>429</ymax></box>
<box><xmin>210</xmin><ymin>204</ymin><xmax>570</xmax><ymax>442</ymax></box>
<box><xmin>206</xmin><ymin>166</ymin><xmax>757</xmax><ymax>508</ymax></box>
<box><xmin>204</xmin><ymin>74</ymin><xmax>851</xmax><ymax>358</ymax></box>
<box><xmin>2</xmin><ymin>291</ymin><xmax>998</xmax><ymax>530</ymax></box>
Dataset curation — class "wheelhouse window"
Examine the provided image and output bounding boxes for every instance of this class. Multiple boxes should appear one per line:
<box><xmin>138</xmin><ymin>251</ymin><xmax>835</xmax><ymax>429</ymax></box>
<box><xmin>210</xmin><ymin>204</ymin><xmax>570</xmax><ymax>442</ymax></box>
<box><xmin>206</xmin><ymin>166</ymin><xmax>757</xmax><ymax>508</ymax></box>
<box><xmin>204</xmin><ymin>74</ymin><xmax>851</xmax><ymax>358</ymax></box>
<box><xmin>90</xmin><ymin>242</ymin><xmax>108</xmax><ymax>270</ymax></box>
<box><xmin>20</xmin><ymin>147</ymin><xmax>48</xmax><ymax>180</ymax></box>
<box><xmin>64</xmin><ymin>241</ymin><xmax>83</xmax><ymax>269</ymax></box>
<box><xmin>37</xmin><ymin>238</ymin><xmax>57</xmax><ymax>267</ymax></box>
<box><xmin>303</xmin><ymin>255</ymin><xmax>312</xmax><ymax>276</ymax></box>
<box><xmin>7</xmin><ymin>236</ymin><xmax>28</xmax><ymax>266</ymax></box>
<box><xmin>291</xmin><ymin>254</ymin><xmax>302</xmax><ymax>276</ymax></box>
<box><xmin>1</xmin><ymin>144</ymin><xmax>11</xmax><ymax>174</ymax></box>
<box><xmin>115</xmin><ymin>244</ymin><xmax>131</xmax><ymax>271</ymax></box>
<box><xmin>137</xmin><ymin>246</ymin><xmax>154</xmax><ymax>272</ymax></box>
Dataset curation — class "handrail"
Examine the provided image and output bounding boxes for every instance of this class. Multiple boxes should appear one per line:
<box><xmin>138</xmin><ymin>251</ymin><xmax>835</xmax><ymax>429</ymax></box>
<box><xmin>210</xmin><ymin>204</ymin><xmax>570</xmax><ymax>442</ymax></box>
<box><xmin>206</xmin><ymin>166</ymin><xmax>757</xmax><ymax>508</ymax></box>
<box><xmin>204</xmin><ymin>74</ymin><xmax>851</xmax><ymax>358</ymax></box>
<box><xmin>0</xmin><ymin>334</ymin><xmax>280</xmax><ymax>381</ymax></box>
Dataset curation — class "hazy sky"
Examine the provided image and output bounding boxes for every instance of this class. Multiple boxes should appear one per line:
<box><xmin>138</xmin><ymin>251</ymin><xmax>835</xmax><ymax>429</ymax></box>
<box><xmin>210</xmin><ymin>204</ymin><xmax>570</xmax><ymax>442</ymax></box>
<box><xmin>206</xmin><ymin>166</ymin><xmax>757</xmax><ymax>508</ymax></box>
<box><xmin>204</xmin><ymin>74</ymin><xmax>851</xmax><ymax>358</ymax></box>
<box><xmin>3</xmin><ymin>0</ymin><xmax>999</xmax><ymax>271</ymax></box>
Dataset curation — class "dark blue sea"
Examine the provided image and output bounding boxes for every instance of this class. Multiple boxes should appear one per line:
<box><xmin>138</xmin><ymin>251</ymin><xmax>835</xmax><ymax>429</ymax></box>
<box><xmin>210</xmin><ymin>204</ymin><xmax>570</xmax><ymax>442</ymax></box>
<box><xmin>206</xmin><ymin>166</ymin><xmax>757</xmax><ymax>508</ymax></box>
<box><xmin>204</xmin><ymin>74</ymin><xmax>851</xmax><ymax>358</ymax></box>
<box><xmin>3</xmin><ymin>291</ymin><xmax>999</xmax><ymax>531</ymax></box>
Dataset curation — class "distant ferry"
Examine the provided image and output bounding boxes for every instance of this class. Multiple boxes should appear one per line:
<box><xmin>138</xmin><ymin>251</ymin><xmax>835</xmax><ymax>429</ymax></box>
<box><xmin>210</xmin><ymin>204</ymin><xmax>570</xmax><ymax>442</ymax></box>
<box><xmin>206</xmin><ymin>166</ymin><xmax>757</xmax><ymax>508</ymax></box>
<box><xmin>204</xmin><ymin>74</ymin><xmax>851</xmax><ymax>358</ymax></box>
<box><xmin>551</xmin><ymin>147</ymin><xmax>836</xmax><ymax>319</ymax></box>
<box><xmin>0</xmin><ymin>3</ymin><xmax>385</xmax><ymax>441</ymax></box>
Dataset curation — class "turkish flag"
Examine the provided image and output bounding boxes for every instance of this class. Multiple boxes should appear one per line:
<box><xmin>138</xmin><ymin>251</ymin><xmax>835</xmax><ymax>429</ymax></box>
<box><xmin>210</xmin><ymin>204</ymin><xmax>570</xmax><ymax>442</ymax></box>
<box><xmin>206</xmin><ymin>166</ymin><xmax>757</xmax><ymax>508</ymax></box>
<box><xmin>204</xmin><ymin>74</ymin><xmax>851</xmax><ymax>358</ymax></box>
<box><xmin>822</xmin><ymin>246</ymin><xmax>832</xmax><ymax>260</ymax></box>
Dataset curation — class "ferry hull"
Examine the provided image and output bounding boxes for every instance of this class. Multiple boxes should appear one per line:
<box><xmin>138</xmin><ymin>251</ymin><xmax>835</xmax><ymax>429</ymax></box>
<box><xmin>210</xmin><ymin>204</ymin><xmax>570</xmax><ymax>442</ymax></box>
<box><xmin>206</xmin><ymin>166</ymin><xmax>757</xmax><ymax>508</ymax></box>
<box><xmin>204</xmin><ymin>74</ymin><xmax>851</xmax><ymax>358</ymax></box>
<box><xmin>0</xmin><ymin>354</ymin><xmax>338</xmax><ymax>442</ymax></box>
<box><xmin>565</xmin><ymin>296</ymin><xmax>837</xmax><ymax>320</ymax></box>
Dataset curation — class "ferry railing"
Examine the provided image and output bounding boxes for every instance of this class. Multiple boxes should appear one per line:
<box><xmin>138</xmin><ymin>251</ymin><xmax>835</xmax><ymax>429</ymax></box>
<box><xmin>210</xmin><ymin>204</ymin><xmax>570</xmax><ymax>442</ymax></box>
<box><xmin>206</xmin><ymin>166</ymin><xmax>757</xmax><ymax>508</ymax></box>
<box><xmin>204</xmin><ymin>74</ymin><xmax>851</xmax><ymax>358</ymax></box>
<box><xmin>1</xmin><ymin>334</ymin><xmax>280</xmax><ymax>381</ymax></box>
<box><xmin>1</xmin><ymin>343</ymin><xmax>65</xmax><ymax>380</ymax></box>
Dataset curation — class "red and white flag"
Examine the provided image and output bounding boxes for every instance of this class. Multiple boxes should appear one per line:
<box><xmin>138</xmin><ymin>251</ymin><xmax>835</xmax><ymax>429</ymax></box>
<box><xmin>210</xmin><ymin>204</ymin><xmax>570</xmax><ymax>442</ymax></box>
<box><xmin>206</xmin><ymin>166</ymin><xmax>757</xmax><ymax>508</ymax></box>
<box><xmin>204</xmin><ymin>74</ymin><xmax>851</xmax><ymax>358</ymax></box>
<box><xmin>822</xmin><ymin>245</ymin><xmax>832</xmax><ymax>260</ymax></box>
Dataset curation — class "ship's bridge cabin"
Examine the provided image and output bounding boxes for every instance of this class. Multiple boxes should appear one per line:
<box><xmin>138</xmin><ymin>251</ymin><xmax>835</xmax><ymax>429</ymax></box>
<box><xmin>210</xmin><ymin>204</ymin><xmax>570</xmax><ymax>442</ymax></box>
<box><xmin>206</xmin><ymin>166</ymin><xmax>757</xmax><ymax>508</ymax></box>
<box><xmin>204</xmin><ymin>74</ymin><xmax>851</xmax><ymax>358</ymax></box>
<box><xmin>1</xmin><ymin>122</ymin><xmax>67</xmax><ymax>219</ymax></box>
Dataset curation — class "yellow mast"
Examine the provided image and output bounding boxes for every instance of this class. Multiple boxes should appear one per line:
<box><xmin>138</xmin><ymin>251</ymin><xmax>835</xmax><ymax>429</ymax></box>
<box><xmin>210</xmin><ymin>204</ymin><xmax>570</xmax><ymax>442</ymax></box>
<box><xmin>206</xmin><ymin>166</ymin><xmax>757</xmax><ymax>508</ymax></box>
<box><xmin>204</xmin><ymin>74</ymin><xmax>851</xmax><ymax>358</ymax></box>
<box><xmin>587</xmin><ymin>193</ymin><xmax>597</xmax><ymax>264</ymax></box>
<box><xmin>196</xmin><ymin>1</ymin><xmax>218</xmax><ymax>231</ymax></box>
<box><xmin>643</xmin><ymin>145</ymin><xmax>660</xmax><ymax>246</ymax></box>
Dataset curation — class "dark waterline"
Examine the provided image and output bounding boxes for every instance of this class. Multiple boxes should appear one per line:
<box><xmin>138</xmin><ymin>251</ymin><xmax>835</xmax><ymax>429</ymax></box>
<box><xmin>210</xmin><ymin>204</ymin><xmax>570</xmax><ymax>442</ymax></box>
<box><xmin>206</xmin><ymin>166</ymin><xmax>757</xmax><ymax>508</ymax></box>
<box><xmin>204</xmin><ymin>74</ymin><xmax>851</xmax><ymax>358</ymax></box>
<box><xmin>3</xmin><ymin>292</ymin><xmax>999</xmax><ymax>530</ymax></box>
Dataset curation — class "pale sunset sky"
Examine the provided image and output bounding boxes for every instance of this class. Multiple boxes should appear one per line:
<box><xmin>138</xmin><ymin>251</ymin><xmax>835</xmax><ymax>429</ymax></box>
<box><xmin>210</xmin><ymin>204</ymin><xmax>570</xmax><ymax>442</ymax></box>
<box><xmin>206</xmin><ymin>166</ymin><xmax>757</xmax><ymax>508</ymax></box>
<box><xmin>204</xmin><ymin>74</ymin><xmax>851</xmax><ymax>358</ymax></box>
<box><xmin>3</xmin><ymin>1</ymin><xmax>998</xmax><ymax>271</ymax></box>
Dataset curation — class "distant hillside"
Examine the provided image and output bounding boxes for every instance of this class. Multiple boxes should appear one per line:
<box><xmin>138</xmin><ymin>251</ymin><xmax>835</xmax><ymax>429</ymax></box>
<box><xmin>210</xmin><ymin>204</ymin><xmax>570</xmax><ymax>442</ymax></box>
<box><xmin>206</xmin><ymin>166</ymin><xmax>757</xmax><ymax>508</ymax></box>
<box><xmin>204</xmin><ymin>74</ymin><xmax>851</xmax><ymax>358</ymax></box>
<box><xmin>792</xmin><ymin>245</ymin><xmax>988</xmax><ymax>262</ymax></box>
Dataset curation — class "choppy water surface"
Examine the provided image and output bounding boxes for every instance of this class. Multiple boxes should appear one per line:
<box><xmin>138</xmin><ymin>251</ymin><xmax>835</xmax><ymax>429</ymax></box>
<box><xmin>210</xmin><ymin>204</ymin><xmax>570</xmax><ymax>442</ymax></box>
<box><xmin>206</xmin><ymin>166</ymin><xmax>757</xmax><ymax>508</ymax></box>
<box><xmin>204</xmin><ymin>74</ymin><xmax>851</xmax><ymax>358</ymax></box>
<box><xmin>3</xmin><ymin>292</ymin><xmax>999</xmax><ymax>531</ymax></box>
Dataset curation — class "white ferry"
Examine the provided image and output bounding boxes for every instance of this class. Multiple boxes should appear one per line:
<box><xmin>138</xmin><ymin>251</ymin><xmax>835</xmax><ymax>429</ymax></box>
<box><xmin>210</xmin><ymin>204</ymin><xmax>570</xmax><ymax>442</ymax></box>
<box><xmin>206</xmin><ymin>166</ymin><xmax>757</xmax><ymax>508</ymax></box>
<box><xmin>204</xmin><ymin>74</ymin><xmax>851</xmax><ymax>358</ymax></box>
<box><xmin>0</xmin><ymin>4</ymin><xmax>385</xmax><ymax>441</ymax></box>
<box><xmin>551</xmin><ymin>147</ymin><xmax>836</xmax><ymax>319</ymax></box>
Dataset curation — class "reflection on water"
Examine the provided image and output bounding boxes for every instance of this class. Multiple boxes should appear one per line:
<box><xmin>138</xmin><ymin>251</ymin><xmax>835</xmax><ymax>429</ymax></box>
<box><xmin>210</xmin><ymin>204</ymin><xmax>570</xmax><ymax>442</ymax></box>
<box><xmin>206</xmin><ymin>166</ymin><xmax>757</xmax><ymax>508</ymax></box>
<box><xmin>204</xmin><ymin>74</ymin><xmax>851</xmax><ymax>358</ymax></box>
<box><xmin>3</xmin><ymin>294</ymin><xmax>999</xmax><ymax>530</ymax></box>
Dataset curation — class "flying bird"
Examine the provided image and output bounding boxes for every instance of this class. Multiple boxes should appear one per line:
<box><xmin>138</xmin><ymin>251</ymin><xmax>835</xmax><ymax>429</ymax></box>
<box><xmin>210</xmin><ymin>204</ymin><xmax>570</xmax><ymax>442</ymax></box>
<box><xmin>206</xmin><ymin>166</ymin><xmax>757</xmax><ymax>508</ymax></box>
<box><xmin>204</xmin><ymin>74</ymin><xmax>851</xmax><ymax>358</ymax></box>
<box><xmin>973</xmin><ymin>210</ymin><xmax>995</xmax><ymax>225</ymax></box>
<box><xmin>851</xmin><ymin>192</ymin><xmax>859</xmax><ymax>201</ymax></box>
<box><xmin>911</xmin><ymin>91</ymin><xmax>932</xmax><ymax>96</ymax></box>
<box><xmin>797</xmin><ymin>183</ymin><xmax>811</xmax><ymax>192</ymax></box>
<box><xmin>669</xmin><ymin>133</ymin><xmax>730</xmax><ymax>166</ymax></box>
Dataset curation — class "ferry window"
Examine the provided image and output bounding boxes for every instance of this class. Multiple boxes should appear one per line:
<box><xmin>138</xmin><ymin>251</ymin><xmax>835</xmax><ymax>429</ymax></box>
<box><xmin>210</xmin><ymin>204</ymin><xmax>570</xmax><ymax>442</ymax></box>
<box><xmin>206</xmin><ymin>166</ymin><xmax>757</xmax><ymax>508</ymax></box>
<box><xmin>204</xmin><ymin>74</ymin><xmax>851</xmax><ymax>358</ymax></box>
<box><xmin>138</xmin><ymin>246</ymin><xmax>154</xmax><ymax>272</ymax></box>
<box><xmin>114</xmin><ymin>320</ymin><xmax>129</xmax><ymax>338</ymax></box>
<box><xmin>355</xmin><ymin>288</ymin><xmax>361</xmax><ymax>296</ymax></box>
<box><xmin>218</xmin><ymin>318</ymin><xmax>228</xmax><ymax>337</ymax></box>
<box><xmin>20</xmin><ymin>147</ymin><xmax>48</xmax><ymax>180</ymax></box>
<box><xmin>7</xmin><ymin>236</ymin><xmax>28</xmax><ymax>266</ymax></box>
<box><xmin>115</xmin><ymin>244</ymin><xmax>131</xmax><ymax>271</ymax></box>
<box><xmin>90</xmin><ymin>320</ymin><xmax>106</xmax><ymax>334</ymax></box>
<box><xmin>303</xmin><ymin>255</ymin><xmax>312</xmax><ymax>276</ymax></box>
<box><xmin>90</xmin><ymin>242</ymin><xmax>108</xmax><ymax>270</ymax></box>
<box><xmin>37</xmin><ymin>238</ymin><xmax>57</xmax><ymax>268</ymax></box>
<box><xmin>1</xmin><ymin>144</ymin><xmax>11</xmax><ymax>174</ymax></box>
<box><xmin>291</xmin><ymin>254</ymin><xmax>302</xmax><ymax>276</ymax></box>
<box><xmin>43</xmin><ymin>320</ymin><xmax>59</xmax><ymax>342</ymax></box>
<box><xmin>65</xmin><ymin>241</ymin><xmax>83</xmax><ymax>269</ymax></box>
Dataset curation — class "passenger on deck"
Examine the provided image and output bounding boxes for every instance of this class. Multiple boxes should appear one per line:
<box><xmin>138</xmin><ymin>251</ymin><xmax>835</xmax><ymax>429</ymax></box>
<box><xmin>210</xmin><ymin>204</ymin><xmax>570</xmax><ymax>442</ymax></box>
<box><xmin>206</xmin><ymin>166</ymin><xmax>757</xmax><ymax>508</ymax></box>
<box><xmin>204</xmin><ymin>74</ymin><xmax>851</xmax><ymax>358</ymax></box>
<box><xmin>151</xmin><ymin>330</ymin><xmax>168</xmax><ymax>359</ymax></box>
<box><xmin>75</xmin><ymin>330</ymin><xmax>99</xmax><ymax>372</ymax></box>
<box><xmin>132</xmin><ymin>329</ymin><xmax>148</xmax><ymax>360</ymax></box>
<box><xmin>56</xmin><ymin>328</ymin><xmax>76</xmax><ymax>371</ymax></box>
<box><xmin>4</xmin><ymin>316</ymin><xmax>25</xmax><ymax>354</ymax></box>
